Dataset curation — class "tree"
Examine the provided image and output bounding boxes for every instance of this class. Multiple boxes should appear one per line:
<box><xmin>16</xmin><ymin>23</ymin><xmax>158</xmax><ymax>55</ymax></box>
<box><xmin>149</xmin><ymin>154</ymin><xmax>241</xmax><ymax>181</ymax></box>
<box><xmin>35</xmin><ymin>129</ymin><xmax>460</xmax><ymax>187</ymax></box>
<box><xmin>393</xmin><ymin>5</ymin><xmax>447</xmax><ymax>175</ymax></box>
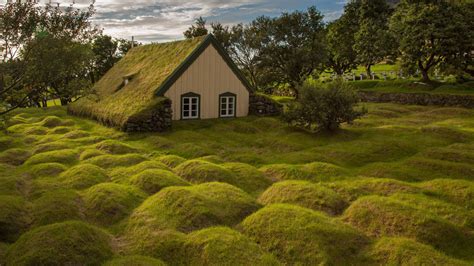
<box><xmin>326</xmin><ymin>17</ymin><xmax>358</xmax><ymax>75</ymax></box>
<box><xmin>184</xmin><ymin>17</ymin><xmax>208</xmax><ymax>39</ymax></box>
<box><xmin>282</xmin><ymin>80</ymin><xmax>366</xmax><ymax>132</ymax></box>
<box><xmin>253</xmin><ymin>6</ymin><xmax>327</xmax><ymax>97</ymax></box>
<box><xmin>390</xmin><ymin>0</ymin><xmax>473</xmax><ymax>82</ymax></box>
<box><xmin>347</xmin><ymin>0</ymin><xmax>396</xmax><ymax>77</ymax></box>
<box><xmin>90</xmin><ymin>35</ymin><xmax>119</xmax><ymax>83</ymax></box>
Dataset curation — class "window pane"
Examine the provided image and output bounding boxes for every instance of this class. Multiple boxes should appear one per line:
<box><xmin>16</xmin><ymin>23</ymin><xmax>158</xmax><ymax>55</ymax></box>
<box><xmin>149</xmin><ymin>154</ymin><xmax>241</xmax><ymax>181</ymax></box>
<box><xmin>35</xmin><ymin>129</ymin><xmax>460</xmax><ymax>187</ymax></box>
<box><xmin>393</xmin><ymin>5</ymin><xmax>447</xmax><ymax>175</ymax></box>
<box><xmin>183</xmin><ymin>98</ymin><xmax>189</xmax><ymax>104</ymax></box>
<box><xmin>183</xmin><ymin>111</ymin><xmax>189</xmax><ymax>117</ymax></box>
<box><xmin>228</xmin><ymin>104</ymin><xmax>234</xmax><ymax>109</ymax></box>
<box><xmin>228</xmin><ymin>97</ymin><xmax>234</xmax><ymax>103</ymax></box>
<box><xmin>192</xmin><ymin>98</ymin><xmax>198</xmax><ymax>104</ymax></box>
<box><xmin>191</xmin><ymin>111</ymin><xmax>197</xmax><ymax>117</ymax></box>
<box><xmin>184</xmin><ymin>105</ymin><xmax>189</xmax><ymax>111</ymax></box>
<box><xmin>221</xmin><ymin>110</ymin><xmax>226</xmax><ymax>116</ymax></box>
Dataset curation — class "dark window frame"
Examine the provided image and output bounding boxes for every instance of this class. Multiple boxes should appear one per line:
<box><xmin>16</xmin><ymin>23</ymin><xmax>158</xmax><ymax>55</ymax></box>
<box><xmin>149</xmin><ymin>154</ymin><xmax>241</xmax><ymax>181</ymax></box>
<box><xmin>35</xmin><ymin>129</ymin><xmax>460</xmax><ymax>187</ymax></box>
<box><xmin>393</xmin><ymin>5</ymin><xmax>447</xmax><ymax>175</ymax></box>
<box><xmin>219</xmin><ymin>92</ymin><xmax>237</xmax><ymax>118</ymax></box>
<box><xmin>181</xmin><ymin>92</ymin><xmax>201</xmax><ymax>120</ymax></box>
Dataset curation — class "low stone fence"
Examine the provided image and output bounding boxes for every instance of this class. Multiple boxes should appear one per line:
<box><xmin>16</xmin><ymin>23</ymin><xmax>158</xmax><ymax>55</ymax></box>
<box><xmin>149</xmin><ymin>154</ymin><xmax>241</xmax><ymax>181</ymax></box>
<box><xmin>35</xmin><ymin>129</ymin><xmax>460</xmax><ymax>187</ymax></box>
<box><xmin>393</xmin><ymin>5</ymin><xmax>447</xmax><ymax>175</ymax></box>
<box><xmin>358</xmin><ymin>91</ymin><xmax>474</xmax><ymax>108</ymax></box>
<box><xmin>249</xmin><ymin>94</ymin><xmax>283</xmax><ymax>116</ymax></box>
<box><xmin>122</xmin><ymin>98</ymin><xmax>173</xmax><ymax>132</ymax></box>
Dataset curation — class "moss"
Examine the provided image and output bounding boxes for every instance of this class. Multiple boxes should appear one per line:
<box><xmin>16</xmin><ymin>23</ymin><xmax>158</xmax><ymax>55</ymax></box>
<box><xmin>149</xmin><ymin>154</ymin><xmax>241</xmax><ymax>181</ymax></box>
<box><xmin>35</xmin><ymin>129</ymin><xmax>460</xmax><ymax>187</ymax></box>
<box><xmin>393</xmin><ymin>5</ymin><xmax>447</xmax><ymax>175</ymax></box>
<box><xmin>342</xmin><ymin>195</ymin><xmax>474</xmax><ymax>260</ymax></box>
<box><xmin>95</xmin><ymin>140</ymin><xmax>139</xmax><ymax>155</ymax></box>
<box><xmin>0</xmin><ymin>196</ymin><xmax>31</xmax><ymax>243</ymax></box>
<box><xmin>79</xmin><ymin>148</ymin><xmax>106</xmax><ymax>161</ymax></box>
<box><xmin>48</xmin><ymin>126</ymin><xmax>72</xmax><ymax>134</ymax></box>
<box><xmin>258</xmin><ymin>181</ymin><xmax>348</xmax><ymax>215</ymax></box>
<box><xmin>420</xmin><ymin>179</ymin><xmax>474</xmax><ymax>209</ymax></box>
<box><xmin>240</xmin><ymin>204</ymin><xmax>369</xmax><ymax>265</ymax></box>
<box><xmin>104</xmin><ymin>256</ymin><xmax>166</xmax><ymax>266</ymax></box>
<box><xmin>174</xmin><ymin>159</ymin><xmax>236</xmax><ymax>185</ymax></box>
<box><xmin>84</xmin><ymin>154</ymin><xmax>148</xmax><ymax>169</ymax></box>
<box><xmin>82</xmin><ymin>183</ymin><xmax>146</xmax><ymax>225</ymax></box>
<box><xmin>24</xmin><ymin>149</ymin><xmax>79</xmax><ymax>166</ymax></box>
<box><xmin>326</xmin><ymin>178</ymin><xmax>420</xmax><ymax>202</ymax></box>
<box><xmin>259</xmin><ymin>162</ymin><xmax>348</xmax><ymax>182</ymax></box>
<box><xmin>129</xmin><ymin>169</ymin><xmax>189</xmax><ymax>195</ymax></box>
<box><xmin>196</xmin><ymin>155</ymin><xmax>225</xmax><ymax>164</ymax></box>
<box><xmin>33</xmin><ymin>141</ymin><xmax>71</xmax><ymax>154</ymax></box>
<box><xmin>222</xmin><ymin>162</ymin><xmax>272</xmax><ymax>195</ymax></box>
<box><xmin>59</xmin><ymin>164</ymin><xmax>109</xmax><ymax>190</ymax></box>
<box><xmin>366</xmin><ymin>237</ymin><xmax>468</xmax><ymax>266</ymax></box>
<box><xmin>128</xmin><ymin>182</ymin><xmax>259</xmax><ymax>232</ymax></box>
<box><xmin>0</xmin><ymin>136</ymin><xmax>15</xmax><ymax>151</ymax></box>
<box><xmin>40</xmin><ymin>116</ymin><xmax>68</xmax><ymax>128</ymax></box>
<box><xmin>156</xmin><ymin>154</ymin><xmax>186</xmax><ymax>168</ymax></box>
<box><xmin>0</xmin><ymin>148</ymin><xmax>31</xmax><ymax>166</ymax></box>
<box><xmin>6</xmin><ymin>221</ymin><xmax>113</xmax><ymax>265</ymax></box>
<box><xmin>0</xmin><ymin>242</ymin><xmax>8</xmax><ymax>265</ymax></box>
<box><xmin>184</xmin><ymin>227</ymin><xmax>280</xmax><ymax>265</ymax></box>
<box><xmin>63</xmin><ymin>130</ymin><xmax>90</xmax><ymax>139</ymax></box>
<box><xmin>110</xmin><ymin>160</ymin><xmax>170</xmax><ymax>183</ymax></box>
<box><xmin>28</xmin><ymin>163</ymin><xmax>68</xmax><ymax>178</ymax></box>
<box><xmin>23</xmin><ymin>126</ymin><xmax>48</xmax><ymax>135</ymax></box>
<box><xmin>31</xmin><ymin>190</ymin><xmax>84</xmax><ymax>227</ymax></box>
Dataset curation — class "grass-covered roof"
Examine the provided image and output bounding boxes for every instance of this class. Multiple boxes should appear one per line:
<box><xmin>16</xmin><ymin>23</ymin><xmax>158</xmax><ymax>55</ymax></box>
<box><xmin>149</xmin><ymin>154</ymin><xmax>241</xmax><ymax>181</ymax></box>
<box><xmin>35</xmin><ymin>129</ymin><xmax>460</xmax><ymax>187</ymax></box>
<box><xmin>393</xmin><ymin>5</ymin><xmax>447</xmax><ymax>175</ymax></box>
<box><xmin>69</xmin><ymin>36</ymin><xmax>206</xmax><ymax>128</ymax></box>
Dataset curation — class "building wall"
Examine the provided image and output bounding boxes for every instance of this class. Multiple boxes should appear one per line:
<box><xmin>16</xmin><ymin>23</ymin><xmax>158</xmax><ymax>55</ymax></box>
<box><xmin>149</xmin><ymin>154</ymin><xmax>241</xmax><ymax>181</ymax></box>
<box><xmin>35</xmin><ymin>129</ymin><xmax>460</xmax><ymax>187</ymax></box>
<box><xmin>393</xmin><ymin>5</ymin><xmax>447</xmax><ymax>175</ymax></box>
<box><xmin>164</xmin><ymin>44</ymin><xmax>250</xmax><ymax>120</ymax></box>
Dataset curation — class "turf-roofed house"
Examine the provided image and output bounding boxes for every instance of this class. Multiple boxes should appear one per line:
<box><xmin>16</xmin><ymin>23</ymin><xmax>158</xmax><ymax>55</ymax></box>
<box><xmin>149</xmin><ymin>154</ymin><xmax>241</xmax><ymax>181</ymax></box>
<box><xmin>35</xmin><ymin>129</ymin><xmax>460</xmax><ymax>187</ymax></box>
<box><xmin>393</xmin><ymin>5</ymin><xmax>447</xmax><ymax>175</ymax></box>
<box><xmin>69</xmin><ymin>34</ymin><xmax>279</xmax><ymax>132</ymax></box>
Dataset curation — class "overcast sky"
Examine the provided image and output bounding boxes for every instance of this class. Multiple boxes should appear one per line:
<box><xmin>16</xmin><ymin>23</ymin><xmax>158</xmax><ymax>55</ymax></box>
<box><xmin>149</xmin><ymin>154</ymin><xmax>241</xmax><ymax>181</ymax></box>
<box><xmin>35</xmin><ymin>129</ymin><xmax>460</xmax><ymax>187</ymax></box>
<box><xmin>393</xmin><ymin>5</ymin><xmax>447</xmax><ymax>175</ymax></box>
<box><xmin>3</xmin><ymin>0</ymin><xmax>348</xmax><ymax>43</ymax></box>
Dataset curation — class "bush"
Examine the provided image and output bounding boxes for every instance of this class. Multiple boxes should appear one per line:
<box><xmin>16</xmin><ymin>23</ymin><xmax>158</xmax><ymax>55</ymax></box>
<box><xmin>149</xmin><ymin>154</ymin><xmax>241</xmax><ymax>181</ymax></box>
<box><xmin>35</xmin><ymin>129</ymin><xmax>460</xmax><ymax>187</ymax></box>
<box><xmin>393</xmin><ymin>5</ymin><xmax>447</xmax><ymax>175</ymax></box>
<box><xmin>183</xmin><ymin>227</ymin><xmax>280</xmax><ymax>265</ymax></box>
<box><xmin>240</xmin><ymin>204</ymin><xmax>369</xmax><ymax>265</ymax></box>
<box><xmin>129</xmin><ymin>169</ymin><xmax>190</xmax><ymax>195</ymax></box>
<box><xmin>0</xmin><ymin>196</ymin><xmax>31</xmax><ymax>242</ymax></box>
<box><xmin>258</xmin><ymin>181</ymin><xmax>348</xmax><ymax>215</ymax></box>
<box><xmin>6</xmin><ymin>221</ymin><xmax>113</xmax><ymax>265</ymax></box>
<box><xmin>59</xmin><ymin>164</ymin><xmax>109</xmax><ymax>190</ymax></box>
<box><xmin>282</xmin><ymin>80</ymin><xmax>366</xmax><ymax>131</ymax></box>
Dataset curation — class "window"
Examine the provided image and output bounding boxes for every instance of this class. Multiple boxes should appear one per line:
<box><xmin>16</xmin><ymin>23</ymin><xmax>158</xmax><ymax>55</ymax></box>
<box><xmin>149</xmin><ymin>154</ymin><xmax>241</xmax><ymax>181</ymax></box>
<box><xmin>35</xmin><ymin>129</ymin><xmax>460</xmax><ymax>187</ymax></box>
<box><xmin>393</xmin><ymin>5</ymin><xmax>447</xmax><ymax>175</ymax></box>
<box><xmin>219</xmin><ymin>93</ymin><xmax>236</xmax><ymax>118</ymax></box>
<box><xmin>181</xmin><ymin>93</ymin><xmax>200</xmax><ymax>119</ymax></box>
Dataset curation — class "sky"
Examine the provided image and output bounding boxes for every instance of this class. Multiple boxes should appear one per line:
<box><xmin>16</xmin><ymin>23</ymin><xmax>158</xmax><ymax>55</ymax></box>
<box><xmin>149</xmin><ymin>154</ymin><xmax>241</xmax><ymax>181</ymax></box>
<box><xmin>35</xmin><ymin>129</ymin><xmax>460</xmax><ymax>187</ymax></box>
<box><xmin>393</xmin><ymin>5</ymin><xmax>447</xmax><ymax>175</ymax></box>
<box><xmin>2</xmin><ymin>0</ymin><xmax>348</xmax><ymax>43</ymax></box>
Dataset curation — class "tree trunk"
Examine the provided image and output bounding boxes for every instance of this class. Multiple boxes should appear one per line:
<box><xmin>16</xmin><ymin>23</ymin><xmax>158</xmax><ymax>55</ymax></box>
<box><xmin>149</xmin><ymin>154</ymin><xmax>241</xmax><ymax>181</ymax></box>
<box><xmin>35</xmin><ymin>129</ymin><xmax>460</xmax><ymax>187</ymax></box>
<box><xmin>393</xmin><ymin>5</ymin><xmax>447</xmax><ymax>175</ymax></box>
<box><xmin>42</xmin><ymin>99</ymin><xmax>48</xmax><ymax>108</ymax></box>
<box><xmin>420</xmin><ymin>69</ymin><xmax>430</xmax><ymax>82</ymax></box>
<box><xmin>60</xmin><ymin>98</ymin><xmax>70</xmax><ymax>106</ymax></box>
<box><xmin>366</xmin><ymin>65</ymin><xmax>372</xmax><ymax>78</ymax></box>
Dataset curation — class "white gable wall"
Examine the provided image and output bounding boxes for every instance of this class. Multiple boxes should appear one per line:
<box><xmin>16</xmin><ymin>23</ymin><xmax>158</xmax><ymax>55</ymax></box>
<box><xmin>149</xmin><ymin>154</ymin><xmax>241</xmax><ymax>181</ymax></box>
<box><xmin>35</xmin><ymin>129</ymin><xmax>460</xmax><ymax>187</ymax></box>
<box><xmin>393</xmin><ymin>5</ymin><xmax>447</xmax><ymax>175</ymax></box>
<box><xmin>164</xmin><ymin>44</ymin><xmax>250</xmax><ymax>120</ymax></box>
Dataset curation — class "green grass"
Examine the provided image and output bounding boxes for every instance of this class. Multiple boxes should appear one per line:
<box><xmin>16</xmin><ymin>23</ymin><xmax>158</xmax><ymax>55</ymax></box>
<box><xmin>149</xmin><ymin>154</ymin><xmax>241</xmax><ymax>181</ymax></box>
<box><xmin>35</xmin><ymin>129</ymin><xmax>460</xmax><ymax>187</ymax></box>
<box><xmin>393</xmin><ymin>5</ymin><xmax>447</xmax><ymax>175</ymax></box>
<box><xmin>1</xmin><ymin>103</ymin><xmax>473</xmax><ymax>264</ymax></box>
<box><xmin>352</xmin><ymin>80</ymin><xmax>474</xmax><ymax>95</ymax></box>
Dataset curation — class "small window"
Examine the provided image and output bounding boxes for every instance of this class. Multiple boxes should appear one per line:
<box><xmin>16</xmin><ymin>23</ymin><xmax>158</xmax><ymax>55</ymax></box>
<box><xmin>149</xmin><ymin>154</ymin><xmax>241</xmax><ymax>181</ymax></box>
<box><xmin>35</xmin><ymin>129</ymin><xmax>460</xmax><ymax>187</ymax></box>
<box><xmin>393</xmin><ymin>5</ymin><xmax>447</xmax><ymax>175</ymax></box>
<box><xmin>219</xmin><ymin>93</ymin><xmax>236</xmax><ymax>118</ymax></box>
<box><xmin>181</xmin><ymin>93</ymin><xmax>200</xmax><ymax>119</ymax></box>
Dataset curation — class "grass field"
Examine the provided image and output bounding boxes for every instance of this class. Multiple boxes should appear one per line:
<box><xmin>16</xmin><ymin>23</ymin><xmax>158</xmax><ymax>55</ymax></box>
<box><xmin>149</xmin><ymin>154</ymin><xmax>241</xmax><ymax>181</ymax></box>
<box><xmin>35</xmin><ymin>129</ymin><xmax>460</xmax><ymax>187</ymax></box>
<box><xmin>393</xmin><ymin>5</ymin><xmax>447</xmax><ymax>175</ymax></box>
<box><xmin>1</xmin><ymin>103</ymin><xmax>473</xmax><ymax>265</ymax></box>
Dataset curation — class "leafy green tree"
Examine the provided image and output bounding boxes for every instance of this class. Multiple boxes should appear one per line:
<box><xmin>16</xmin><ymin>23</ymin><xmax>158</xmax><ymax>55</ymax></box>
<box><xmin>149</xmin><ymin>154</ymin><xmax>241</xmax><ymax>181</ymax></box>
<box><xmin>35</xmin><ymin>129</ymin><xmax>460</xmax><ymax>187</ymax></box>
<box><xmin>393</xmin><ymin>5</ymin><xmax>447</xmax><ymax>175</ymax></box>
<box><xmin>90</xmin><ymin>35</ymin><xmax>118</xmax><ymax>83</ymax></box>
<box><xmin>283</xmin><ymin>80</ymin><xmax>366</xmax><ymax>132</ymax></box>
<box><xmin>390</xmin><ymin>0</ymin><xmax>473</xmax><ymax>82</ymax></box>
<box><xmin>184</xmin><ymin>17</ymin><xmax>208</xmax><ymax>39</ymax></box>
<box><xmin>326</xmin><ymin>17</ymin><xmax>358</xmax><ymax>75</ymax></box>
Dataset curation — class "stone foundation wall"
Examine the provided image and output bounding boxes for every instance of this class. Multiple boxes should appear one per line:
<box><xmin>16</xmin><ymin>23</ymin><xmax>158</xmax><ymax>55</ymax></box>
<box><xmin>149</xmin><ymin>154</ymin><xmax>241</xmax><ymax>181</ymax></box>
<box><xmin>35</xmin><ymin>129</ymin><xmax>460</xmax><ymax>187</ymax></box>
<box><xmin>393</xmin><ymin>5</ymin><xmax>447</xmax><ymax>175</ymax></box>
<box><xmin>358</xmin><ymin>91</ymin><xmax>474</xmax><ymax>108</ymax></box>
<box><xmin>122</xmin><ymin>98</ymin><xmax>173</xmax><ymax>132</ymax></box>
<box><xmin>249</xmin><ymin>94</ymin><xmax>283</xmax><ymax>116</ymax></box>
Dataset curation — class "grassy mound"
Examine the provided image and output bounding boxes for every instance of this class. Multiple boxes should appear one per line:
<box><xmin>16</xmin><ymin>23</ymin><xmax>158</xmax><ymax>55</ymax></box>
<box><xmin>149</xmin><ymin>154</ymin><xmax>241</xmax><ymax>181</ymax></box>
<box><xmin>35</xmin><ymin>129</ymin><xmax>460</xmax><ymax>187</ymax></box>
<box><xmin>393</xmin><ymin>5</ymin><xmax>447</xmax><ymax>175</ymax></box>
<box><xmin>24</xmin><ymin>149</ymin><xmax>79</xmax><ymax>166</ymax></box>
<box><xmin>48</xmin><ymin>126</ymin><xmax>72</xmax><ymax>134</ymax></box>
<box><xmin>84</xmin><ymin>154</ymin><xmax>147</xmax><ymax>169</ymax></box>
<box><xmin>222</xmin><ymin>162</ymin><xmax>272</xmax><ymax>195</ymax></box>
<box><xmin>95</xmin><ymin>140</ymin><xmax>139</xmax><ymax>155</ymax></box>
<box><xmin>406</xmin><ymin>157</ymin><xmax>474</xmax><ymax>180</ymax></box>
<box><xmin>240</xmin><ymin>204</ymin><xmax>368</xmax><ymax>265</ymax></box>
<box><xmin>0</xmin><ymin>196</ymin><xmax>30</xmax><ymax>243</ymax></box>
<box><xmin>184</xmin><ymin>227</ymin><xmax>279</xmax><ymax>265</ymax></box>
<box><xmin>6</xmin><ymin>221</ymin><xmax>113</xmax><ymax>265</ymax></box>
<box><xmin>342</xmin><ymin>196</ymin><xmax>474</xmax><ymax>260</ymax></box>
<box><xmin>121</xmin><ymin>228</ymin><xmax>186</xmax><ymax>264</ymax></box>
<box><xmin>28</xmin><ymin>163</ymin><xmax>68</xmax><ymax>178</ymax></box>
<box><xmin>104</xmin><ymin>256</ymin><xmax>166</xmax><ymax>266</ymax></box>
<box><xmin>128</xmin><ymin>182</ymin><xmax>259</xmax><ymax>232</ymax></box>
<box><xmin>391</xmin><ymin>193</ymin><xmax>474</xmax><ymax>229</ymax></box>
<box><xmin>174</xmin><ymin>160</ymin><xmax>236</xmax><ymax>184</ymax></box>
<box><xmin>367</xmin><ymin>237</ymin><xmax>468</xmax><ymax>266</ymax></box>
<box><xmin>63</xmin><ymin>130</ymin><xmax>90</xmax><ymax>139</ymax></box>
<box><xmin>110</xmin><ymin>160</ymin><xmax>170</xmax><ymax>183</ymax></box>
<box><xmin>197</xmin><ymin>155</ymin><xmax>225</xmax><ymax>164</ymax></box>
<box><xmin>258</xmin><ymin>181</ymin><xmax>347</xmax><ymax>215</ymax></box>
<box><xmin>326</xmin><ymin>178</ymin><xmax>420</xmax><ymax>202</ymax></box>
<box><xmin>23</xmin><ymin>126</ymin><xmax>48</xmax><ymax>135</ymax></box>
<box><xmin>0</xmin><ymin>242</ymin><xmax>8</xmax><ymax>265</ymax></box>
<box><xmin>82</xmin><ymin>183</ymin><xmax>146</xmax><ymax>225</ymax></box>
<box><xmin>259</xmin><ymin>162</ymin><xmax>348</xmax><ymax>182</ymax></box>
<box><xmin>79</xmin><ymin>148</ymin><xmax>106</xmax><ymax>160</ymax></box>
<box><xmin>33</xmin><ymin>141</ymin><xmax>71</xmax><ymax>154</ymax></box>
<box><xmin>129</xmin><ymin>169</ymin><xmax>189</xmax><ymax>195</ymax></box>
<box><xmin>31</xmin><ymin>190</ymin><xmax>84</xmax><ymax>227</ymax></box>
<box><xmin>420</xmin><ymin>179</ymin><xmax>474</xmax><ymax>209</ymax></box>
<box><xmin>0</xmin><ymin>148</ymin><xmax>31</xmax><ymax>166</ymax></box>
<box><xmin>60</xmin><ymin>164</ymin><xmax>109</xmax><ymax>190</ymax></box>
<box><xmin>39</xmin><ymin>116</ymin><xmax>69</xmax><ymax>128</ymax></box>
<box><xmin>156</xmin><ymin>154</ymin><xmax>186</xmax><ymax>168</ymax></box>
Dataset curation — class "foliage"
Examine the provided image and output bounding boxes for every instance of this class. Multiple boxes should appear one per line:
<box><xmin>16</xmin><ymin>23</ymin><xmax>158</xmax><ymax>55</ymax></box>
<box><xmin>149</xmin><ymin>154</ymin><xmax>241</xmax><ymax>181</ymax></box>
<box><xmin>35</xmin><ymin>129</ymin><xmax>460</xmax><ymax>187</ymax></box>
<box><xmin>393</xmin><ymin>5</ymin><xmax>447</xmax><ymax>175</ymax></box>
<box><xmin>184</xmin><ymin>17</ymin><xmax>209</xmax><ymax>39</ymax></box>
<box><xmin>282</xmin><ymin>80</ymin><xmax>366</xmax><ymax>131</ymax></box>
<box><xmin>326</xmin><ymin>15</ymin><xmax>358</xmax><ymax>75</ymax></box>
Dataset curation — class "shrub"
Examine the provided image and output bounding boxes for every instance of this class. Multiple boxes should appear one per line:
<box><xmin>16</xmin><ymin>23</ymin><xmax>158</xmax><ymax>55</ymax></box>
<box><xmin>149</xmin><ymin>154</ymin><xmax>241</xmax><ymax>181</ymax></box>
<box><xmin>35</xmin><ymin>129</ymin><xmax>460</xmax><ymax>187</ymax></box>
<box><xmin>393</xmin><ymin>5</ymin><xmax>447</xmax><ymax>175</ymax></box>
<box><xmin>0</xmin><ymin>148</ymin><xmax>31</xmax><ymax>166</ymax></box>
<box><xmin>240</xmin><ymin>204</ymin><xmax>369</xmax><ymax>265</ymax></box>
<box><xmin>95</xmin><ymin>140</ymin><xmax>138</xmax><ymax>155</ymax></box>
<box><xmin>129</xmin><ymin>169</ymin><xmax>190</xmax><ymax>195</ymax></box>
<box><xmin>183</xmin><ymin>227</ymin><xmax>280</xmax><ymax>265</ymax></box>
<box><xmin>84</xmin><ymin>154</ymin><xmax>148</xmax><ymax>169</ymax></box>
<box><xmin>258</xmin><ymin>181</ymin><xmax>348</xmax><ymax>215</ymax></box>
<box><xmin>103</xmin><ymin>256</ymin><xmax>166</xmax><ymax>266</ymax></box>
<box><xmin>59</xmin><ymin>164</ymin><xmax>109</xmax><ymax>190</ymax></box>
<box><xmin>128</xmin><ymin>182</ymin><xmax>259</xmax><ymax>232</ymax></box>
<box><xmin>31</xmin><ymin>190</ymin><xmax>84</xmax><ymax>227</ymax></box>
<box><xmin>0</xmin><ymin>196</ymin><xmax>31</xmax><ymax>242</ymax></box>
<box><xmin>6</xmin><ymin>221</ymin><xmax>113</xmax><ymax>265</ymax></box>
<box><xmin>366</xmin><ymin>237</ymin><xmax>468</xmax><ymax>266</ymax></box>
<box><xmin>82</xmin><ymin>183</ymin><xmax>146</xmax><ymax>225</ymax></box>
<box><xmin>24</xmin><ymin>149</ymin><xmax>79</xmax><ymax>166</ymax></box>
<box><xmin>342</xmin><ymin>195</ymin><xmax>474</xmax><ymax>260</ymax></box>
<box><xmin>282</xmin><ymin>80</ymin><xmax>366</xmax><ymax>132</ymax></box>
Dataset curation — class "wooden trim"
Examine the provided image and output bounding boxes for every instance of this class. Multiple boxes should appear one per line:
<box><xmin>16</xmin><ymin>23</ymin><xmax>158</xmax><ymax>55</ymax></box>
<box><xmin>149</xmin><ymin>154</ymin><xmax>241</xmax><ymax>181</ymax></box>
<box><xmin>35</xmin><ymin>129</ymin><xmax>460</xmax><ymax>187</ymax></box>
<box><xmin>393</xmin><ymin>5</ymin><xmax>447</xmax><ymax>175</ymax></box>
<box><xmin>180</xmin><ymin>92</ymin><xmax>201</xmax><ymax>120</ymax></box>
